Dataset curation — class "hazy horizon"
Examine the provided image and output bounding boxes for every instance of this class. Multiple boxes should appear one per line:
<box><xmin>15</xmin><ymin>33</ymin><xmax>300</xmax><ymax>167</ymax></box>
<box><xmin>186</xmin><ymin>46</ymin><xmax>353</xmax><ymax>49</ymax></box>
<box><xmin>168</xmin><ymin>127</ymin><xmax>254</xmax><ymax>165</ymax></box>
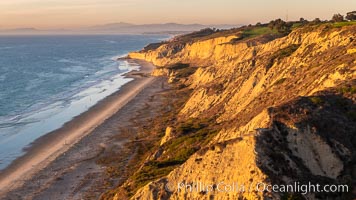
<box><xmin>0</xmin><ymin>22</ymin><xmax>237</xmax><ymax>31</ymax></box>
<box><xmin>0</xmin><ymin>0</ymin><xmax>355</xmax><ymax>29</ymax></box>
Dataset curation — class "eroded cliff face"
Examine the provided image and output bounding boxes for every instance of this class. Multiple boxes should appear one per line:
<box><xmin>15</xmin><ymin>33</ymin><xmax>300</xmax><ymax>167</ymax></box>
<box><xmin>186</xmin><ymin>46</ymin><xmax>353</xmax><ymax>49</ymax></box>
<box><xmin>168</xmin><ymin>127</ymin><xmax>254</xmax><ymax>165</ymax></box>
<box><xmin>125</xmin><ymin>24</ymin><xmax>356</xmax><ymax>199</ymax></box>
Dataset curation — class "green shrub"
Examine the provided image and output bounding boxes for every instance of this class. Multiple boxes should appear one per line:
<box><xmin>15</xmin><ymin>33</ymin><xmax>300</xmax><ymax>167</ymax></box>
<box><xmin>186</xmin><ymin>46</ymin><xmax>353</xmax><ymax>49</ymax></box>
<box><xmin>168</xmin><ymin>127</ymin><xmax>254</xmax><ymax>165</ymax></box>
<box><xmin>278</xmin><ymin>44</ymin><xmax>300</xmax><ymax>58</ymax></box>
<box><xmin>122</xmin><ymin>113</ymin><xmax>217</xmax><ymax>197</ymax></box>
<box><xmin>339</xmin><ymin>86</ymin><xmax>356</xmax><ymax>94</ymax></box>
<box><xmin>129</xmin><ymin>119</ymin><xmax>218</xmax><ymax>193</ymax></box>
<box><xmin>266</xmin><ymin>44</ymin><xmax>300</xmax><ymax>70</ymax></box>
<box><xmin>175</xmin><ymin>67</ymin><xmax>197</xmax><ymax>78</ymax></box>
<box><xmin>167</xmin><ymin>63</ymin><xmax>190</xmax><ymax>70</ymax></box>
<box><xmin>143</xmin><ymin>42</ymin><xmax>166</xmax><ymax>51</ymax></box>
<box><xmin>131</xmin><ymin>162</ymin><xmax>176</xmax><ymax>190</ymax></box>
<box><xmin>331</xmin><ymin>21</ymin><xmax>356</xmax><ymax>28</ymax></box>
<box><xmin>309</xmin><ymin>96</ymin><xmax>324</xmax><ymax>105</ymax></box>
<box><xmin>176</xmin><ymin>118</ymin><xmax>207</xmax><ymax>134</ymax></box>
<box><xmin>242</xmin><ymin>27</ymin><xmax>279</xmax><ymax>38</ymax></box>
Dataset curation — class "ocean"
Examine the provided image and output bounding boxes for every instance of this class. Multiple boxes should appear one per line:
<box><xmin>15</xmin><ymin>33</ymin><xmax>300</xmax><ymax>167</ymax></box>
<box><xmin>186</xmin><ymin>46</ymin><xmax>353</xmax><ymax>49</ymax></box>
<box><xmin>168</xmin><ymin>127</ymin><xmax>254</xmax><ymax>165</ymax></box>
<box><xmin>0</xmin><ymin>34</ymin><xmax>165</xmax><ymax>170</ymax></box>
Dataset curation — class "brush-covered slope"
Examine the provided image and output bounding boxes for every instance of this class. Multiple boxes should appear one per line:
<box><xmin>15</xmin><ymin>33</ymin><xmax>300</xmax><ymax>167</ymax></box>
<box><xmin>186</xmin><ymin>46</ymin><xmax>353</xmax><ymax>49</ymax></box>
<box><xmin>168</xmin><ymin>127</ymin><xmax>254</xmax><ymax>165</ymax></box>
<box><xmin>123</xmin><ymin>23</ymin><xmax>356</xmax><ymax>200</ymax></box>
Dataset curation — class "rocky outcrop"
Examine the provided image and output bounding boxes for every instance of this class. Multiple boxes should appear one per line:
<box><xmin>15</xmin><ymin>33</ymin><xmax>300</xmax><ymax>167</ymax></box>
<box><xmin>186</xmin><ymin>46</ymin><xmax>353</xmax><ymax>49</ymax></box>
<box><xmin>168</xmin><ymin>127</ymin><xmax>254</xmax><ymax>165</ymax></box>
<box><xmin>124</xmin><ymin>24</ymin><xmax>356</xmax><ymax>199</ymax></box>
<box><xmin>160</xmin><ymin>127</ymin><xmax>174</xmax><ymax>146</ymax></box>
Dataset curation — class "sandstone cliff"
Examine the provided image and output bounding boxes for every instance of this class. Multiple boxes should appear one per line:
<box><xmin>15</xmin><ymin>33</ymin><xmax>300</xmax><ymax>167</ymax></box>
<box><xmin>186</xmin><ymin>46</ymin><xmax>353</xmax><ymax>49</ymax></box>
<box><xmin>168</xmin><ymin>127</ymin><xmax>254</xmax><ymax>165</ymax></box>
<box><xmin>119</xmin><ymin>23</ymin><xmax>356</xmax><ymax>199</ymax></box>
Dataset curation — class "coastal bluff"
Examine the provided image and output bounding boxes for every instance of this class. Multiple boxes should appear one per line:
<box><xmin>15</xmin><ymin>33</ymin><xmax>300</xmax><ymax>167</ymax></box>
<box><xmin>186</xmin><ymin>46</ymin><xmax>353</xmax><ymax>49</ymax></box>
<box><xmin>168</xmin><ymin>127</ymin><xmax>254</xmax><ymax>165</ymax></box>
<box><xmin>111</xmin><ymin>23</ymin><xmax>356</xmax><ymax>200</ymax></box>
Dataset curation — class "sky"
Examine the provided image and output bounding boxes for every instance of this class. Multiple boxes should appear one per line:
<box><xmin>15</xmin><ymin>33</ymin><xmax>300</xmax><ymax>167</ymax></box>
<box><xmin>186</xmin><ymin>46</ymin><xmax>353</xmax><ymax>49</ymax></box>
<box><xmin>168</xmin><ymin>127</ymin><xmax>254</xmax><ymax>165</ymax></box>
<box><xmin>0</xmin><ymin>0</ymin><xmax>355</xmax><ymax>29</ymax></box>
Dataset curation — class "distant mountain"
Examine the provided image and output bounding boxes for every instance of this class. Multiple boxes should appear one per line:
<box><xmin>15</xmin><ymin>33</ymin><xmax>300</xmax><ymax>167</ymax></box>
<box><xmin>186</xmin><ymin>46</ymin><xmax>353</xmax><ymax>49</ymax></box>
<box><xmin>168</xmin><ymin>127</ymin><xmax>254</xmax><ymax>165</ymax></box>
<box><xmin>86</xmin><ymin>22</ymin><xmax>135</xmax><ymax>31</ymax></box>
<box><xmin>7</xmin><ymin>28</ymin><xmax>38</xmax><ymax>32</ymax></box>
<box><xmin>82</xmin><ymin>23</ymin><xmax>239</xmax><ymax>34</ymax></box>
<box><xmin>0</xmin><ymin>23</ymin><xmax>240</xmax><ymax>35</ymax></box>
<box><xmin>0</xmin><ymin>28</ymin><xmax>39</xmax><ymax>34</ymax></box>
<box><xmin>0</xmin><ymin>28</ymin><xmax>69</xmax><ymax>35</ymax></box>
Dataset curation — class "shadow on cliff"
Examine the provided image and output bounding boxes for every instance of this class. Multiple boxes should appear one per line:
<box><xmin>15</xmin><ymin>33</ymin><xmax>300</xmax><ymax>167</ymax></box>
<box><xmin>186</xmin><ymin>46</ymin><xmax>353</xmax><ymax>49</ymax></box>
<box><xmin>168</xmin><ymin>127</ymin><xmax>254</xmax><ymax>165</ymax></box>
<box><xmin>254</xmin><ymin>91</ymin><xmax>356</xmax><ymax>199</ymax></box>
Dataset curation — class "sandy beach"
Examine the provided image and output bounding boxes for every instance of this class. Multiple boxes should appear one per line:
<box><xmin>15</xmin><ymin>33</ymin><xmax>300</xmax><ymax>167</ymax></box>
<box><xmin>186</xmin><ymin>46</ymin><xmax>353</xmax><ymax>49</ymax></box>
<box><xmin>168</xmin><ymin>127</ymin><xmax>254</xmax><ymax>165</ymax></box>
<box><xmin>0</xmin><ymin>59</ymin><xmax>163</xmax><ymax>199</ymax></box>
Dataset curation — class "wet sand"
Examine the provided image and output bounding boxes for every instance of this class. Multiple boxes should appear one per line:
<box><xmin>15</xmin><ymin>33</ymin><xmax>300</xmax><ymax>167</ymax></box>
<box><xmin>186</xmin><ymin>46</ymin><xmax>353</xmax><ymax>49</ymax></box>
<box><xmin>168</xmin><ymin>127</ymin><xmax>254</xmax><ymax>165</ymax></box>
<box><xmin>0</xmin><ymin>59</ymin><xmax>163</xmax><ymax>199</ymax></box>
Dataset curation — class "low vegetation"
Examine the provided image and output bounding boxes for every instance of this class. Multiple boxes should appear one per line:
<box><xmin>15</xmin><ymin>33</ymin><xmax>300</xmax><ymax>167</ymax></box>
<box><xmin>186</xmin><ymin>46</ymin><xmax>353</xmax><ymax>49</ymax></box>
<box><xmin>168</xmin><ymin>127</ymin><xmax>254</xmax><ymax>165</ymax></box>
<box><xmin>166</xmin><ymin>63</ymin><xmax>190</xmax><ymax>70</ymax></box>
<box><xmin>168</xmin><ymin>63</ymin><xmax>197</xmax><ymax>78</ymax></box>
<box><xmin>125</xmin><ymin>117</ymin><xmax>219</xmax><ymax>197</ymax></box>
<box><xmin>142</xmin><ymin>42</ymin><xmax>167</xmax><ymax>51</ymax></box>
<box><xmin>309</xmin><ymin>96</ymin><xmax>324</xmax><ymax>105</ymax></box>
<box><xmin>138</xmin><ymin>11</ymin><xmax>355</xmax><ymax>58</ymax></box>
<box><xmin>339</xmin><ymin>85</ymin><xmax>356</xmax><ymax>94</ymax></box>
<box><xmin>266</xmin><ymin>44</ymin><xmax>300</xmax><ymax>70</ymax></box>
<box><xmin>242</xmin><ymin>26</ymin><xmax>279</xmax><ymax>38</ymax></box>
<box><xmin>268</xmin><ymin>19</ymin><xmax>293</xmax><ymax>34</ymax></box>
<box><xmin>331</xmin><ymin>21</ymin><xmax>356</xmax><ymax>28</ymax></box>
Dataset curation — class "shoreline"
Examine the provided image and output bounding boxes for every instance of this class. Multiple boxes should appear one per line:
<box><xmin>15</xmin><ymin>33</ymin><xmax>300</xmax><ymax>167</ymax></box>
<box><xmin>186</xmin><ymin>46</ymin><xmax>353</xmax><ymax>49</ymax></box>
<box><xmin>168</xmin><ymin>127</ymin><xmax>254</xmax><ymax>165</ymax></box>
<box><xmin>0</xmin><ymin>59</ymin><xmax>156</xmax><ymax>197</ymax></box>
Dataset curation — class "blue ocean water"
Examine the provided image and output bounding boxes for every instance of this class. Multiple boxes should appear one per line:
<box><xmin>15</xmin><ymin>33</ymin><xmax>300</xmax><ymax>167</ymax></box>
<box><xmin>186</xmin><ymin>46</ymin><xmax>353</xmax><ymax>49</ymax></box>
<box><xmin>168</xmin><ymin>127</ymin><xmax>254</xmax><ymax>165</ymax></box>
<box><xmin>0</xmin><ymin>34</ymin><xmax>165</xmax><ymax>170</ymax></box>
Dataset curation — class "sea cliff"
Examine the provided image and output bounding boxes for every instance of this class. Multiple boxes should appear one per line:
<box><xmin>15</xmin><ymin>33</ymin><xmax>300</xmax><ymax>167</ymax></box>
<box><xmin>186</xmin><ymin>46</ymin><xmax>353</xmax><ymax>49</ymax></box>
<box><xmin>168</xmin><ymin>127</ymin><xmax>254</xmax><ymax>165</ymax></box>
<box><xmin>109</xmin><ymin>23</ymin><xmax>355</xmax><ymax>199</ymax></box>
